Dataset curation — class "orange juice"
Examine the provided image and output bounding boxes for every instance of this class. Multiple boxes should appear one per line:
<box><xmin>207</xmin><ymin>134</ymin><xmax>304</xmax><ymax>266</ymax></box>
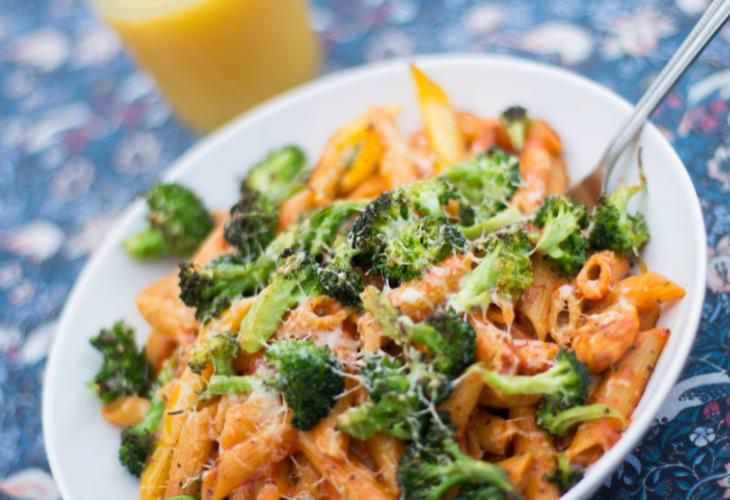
<box><xmin>91</xmin><ymin>0</ymin><xmax>320</xmax><ymax>131</ymax></box>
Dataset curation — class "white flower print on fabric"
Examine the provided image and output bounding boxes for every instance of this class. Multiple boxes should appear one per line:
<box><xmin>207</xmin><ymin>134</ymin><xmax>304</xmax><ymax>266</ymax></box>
<box><xmin>11</xmin><ymin>29</ymin><xmax>69</xmax><ymax>73</ymax></box>
<box><xmin>708</xmin><ymin>235</ymin><xmax>730</xmax><ymax>293</ymax></box>
<box><xmin>519</xmin><ymin>22</ymin><xmax>593</xmax><ymax>65</ymax></box>
<box><xmin>0</xmin><ymin>220</ymin><xmax>64</xmax><ymax>261</ymax></box>
<box><xmin>689</xmin><ymin>425</ymin><xmax>716</xmax><ymax>447</ymax></box>
<box><xmin>114</xmin><ymin>132</ymin><xmax>162</xmax><ymax>175</ymax></box>
<box><xmin>602</xmin><ymin>6</ymin><xmax>675</xmax><ymax>59</ymax></box>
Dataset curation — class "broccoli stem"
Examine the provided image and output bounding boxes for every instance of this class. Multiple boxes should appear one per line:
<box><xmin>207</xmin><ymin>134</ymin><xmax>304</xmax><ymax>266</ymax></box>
<box><xmin>462</xmin><ymin>206</ymin><xmax>523</xmax><ymax>239</ymax></box>
<box><xmin>476</xmin><ymin>366</ymin><xmax>561</xmax><ymax>395</ymax></box>
<box><xmin>122</xmin><ymin>227</ymin><xmax>170</xmax><ymax>259</ymax></box>
<box><xmin>238</xmin><ymin>264</ymin><xmax>317</xmax><ymax>353</ymax></box>
<box><xmin>539</xmin><ymin>403</ymin><xmax>623</xmax><ymax>437</ymax></box>
<box><xmin>448</xmin><ymin>250</ymin><xmax>501</xmax><ymax>313</ymax></box>
<box><xmin>201</xmin><ymin>375</ymin><xmax>258</xmax><ymax>399</ymax></box>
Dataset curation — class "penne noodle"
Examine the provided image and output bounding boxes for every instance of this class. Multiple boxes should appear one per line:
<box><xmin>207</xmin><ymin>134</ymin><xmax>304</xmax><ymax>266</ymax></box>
<box><xmin>439</xmin><ymin>369</ymin><xmax>484</xmax><ymax>435</ymax></box>
<box><xmin>547</xmin><ymin>284</ymin><xmax>582</xmax><ymax>346</ymax></box>
<box><xmin>497</xmin><ymin>453</ymin><xmax>533</xmax><ymax>494</ymax></box>
<box><xmin>567</xmin><ymin>328</ymin><xmax>669</xmax><ymax>465</ymax></box>
<box><xmin>519</xmin><ymin>257</ymin><xmax>566</xmax><ymax>341</ymax></box>
<box><xmin>367</xmin><ymin>433</ymin><xmax>404</xmax><ymax>496</ymax></box>
<box><xmin>610</xmin><ymin>271</ymin><xmax>685</xmax><ymax>312</ymax></box>
<box><xmin>297</xmin><ymin>429</ymin><xmax>393</xmax><ymax>500</ymax></box>
<box><xmin>165</xmin><ymin>406</ymin><xmax>215</xmax><ymax>497</ymax></box>
<box><xmin>575</xmin><ymin>251</ymin><xmax>630</xmax><ymax>300</ymax></box>
<box><xmin>510</xmin><ymin>406</ymin><xmax>560</xmax><ymax>500</ymax></box>
<box><xmin>573</xmin><ymin>300</ymin><xmax>640</xmax><ymax>373</ymax></box>
<box><xmin>470</xmin><ymin>411</ymin><xmax>518</xmax><ymax>456</ymax></box>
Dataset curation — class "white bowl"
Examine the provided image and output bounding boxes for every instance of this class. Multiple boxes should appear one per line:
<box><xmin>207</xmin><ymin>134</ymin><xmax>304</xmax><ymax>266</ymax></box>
<box><xmin>42</xmin><ymin>55</ymin><xmax>706</xmax><ymax>500</ymax></box>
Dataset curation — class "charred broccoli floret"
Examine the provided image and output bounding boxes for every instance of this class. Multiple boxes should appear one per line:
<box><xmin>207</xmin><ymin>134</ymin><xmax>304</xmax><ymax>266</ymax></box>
<box><xmin>187</xmin><ymin>331</ymin><xmax>239</xmax><ymax>375</ymax></box>
<box><xmin>180</xmin><ymin>200</ymin><xmax>362</xmax><ymax>322</ymax></box>
<box><xmin>118</xmin><ymin>361</ymin><xmax>175</xmax><ymax>477</ymax></box>
<box><xmin>500</xmin><ymin>106</ymin><xmax>529</xmax><ymax>151</ymax></box>
<box><xmin>317</xmin><ymin>236</ymin><xmax>365</xmax><ymax>306</ymax></box>
<box><xmin>89</xmin><ymin>321</ymin><xmax>151</xmax><ymax>404</ymax></box>
<box><xmin>224</xmin><ymin>146</ymin><xmax>308</xmax><ymax>259</ymax></box>
<box><xmin>448</xmin><ymin>229</ymin><xmax>533</xmax><ymax>313</ymax></box>
<box><xmin>533</xmin><ymin>195</ymin><xmax>589</xmax><ymax>276</ymax></box>
<box><xmin>398</xmin><ymin>417</ymin><xmax>516</xmax><ymax>500</ymax></box>
<box><xmin>403</xmin><ymin>307</ymin><xmax>476</xmax><ymax>378</ymax></box>
<box><xmin>337</xmin><ymin>352</ymin><xmax>444</xmax><ymax>440</ymax></box>
<box><xmin>266</xmin><ymin>339</ymin><xmax>344</xmax><ymax>430</ymax></box>
<box><xmin>338</xmin><ymin>288</ymin><xmax>462</xmax><ymax>440</ymax></box>
<box><xmin>123</xmin><ymin>183</ymin><xmax>213</xmax><ymax>260</ymax></box>
<box><xmin>588</xmin><ymin>181</ymin><xmax>649</xmax><ymax>255</ymax></box>
<box><xmin>179</xmin><ymin>254</ymin><xmax>276</xmax><ymax>322</ymax></box>
<box><xmin>444</xmin><ymin>147</ymin><xmax>521</xmax><ymax>225</ymax></box>
<box><xmin>360</xmin><ymin>286</ymin><xmax>475</xmax><ymax>379</ymax></box>
<box><xmin>350</xmin><ymin>190</ymin><xmax>465</xmax><ymax>284</ymax></box>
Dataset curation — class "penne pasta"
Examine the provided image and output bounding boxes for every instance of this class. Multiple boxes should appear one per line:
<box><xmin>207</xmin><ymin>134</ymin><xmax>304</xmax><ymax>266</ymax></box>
<box><xmin>575</xmin><ymin>251</ymin><xmax>630</xmax><ymax>300</ymax></box>
<box><xmin>567</xmin><ymin>328</ymin><xmax>669</xmax><ymax>465</ymax></box>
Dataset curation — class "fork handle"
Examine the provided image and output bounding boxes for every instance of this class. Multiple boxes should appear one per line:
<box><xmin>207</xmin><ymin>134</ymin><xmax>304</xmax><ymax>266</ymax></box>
<box><xmin>599</xmin><ymin>0</ymin><xmax>730</xmax><ymax>191</ymax></box>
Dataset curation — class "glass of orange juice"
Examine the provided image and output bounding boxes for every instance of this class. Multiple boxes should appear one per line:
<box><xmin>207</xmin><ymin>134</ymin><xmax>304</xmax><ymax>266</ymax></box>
<box><xmin>89</xmin><ymin>0</ymin><xmax>321</xmax><ymax>132</ymax></box>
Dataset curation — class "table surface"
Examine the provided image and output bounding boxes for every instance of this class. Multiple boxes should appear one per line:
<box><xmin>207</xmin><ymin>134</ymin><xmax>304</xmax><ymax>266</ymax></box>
<box><xmin>1</xmin><ymin>0</ymin><xmax>729</xmax><ymax>498</ymax></box>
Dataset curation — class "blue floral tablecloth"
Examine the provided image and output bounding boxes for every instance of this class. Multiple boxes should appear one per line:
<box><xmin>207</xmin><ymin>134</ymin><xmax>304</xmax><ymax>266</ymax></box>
<box><xmin>1</xmin><ymin>0</ymin><xmax>729</xmax><ymax>498</ymax></box>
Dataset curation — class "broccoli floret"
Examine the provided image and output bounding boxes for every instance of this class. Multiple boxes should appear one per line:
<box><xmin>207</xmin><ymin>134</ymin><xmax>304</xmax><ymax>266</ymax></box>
<box><xmin>475</xmin><ymin>350</ymin><xmax>589</xmax><ymax>407</ymax></box>
<box><xmin>360</xmin><ymin>286</ymin><xmax>475</xmax><ymax>379</ymax></box>
<box><xmin>444</xmin><ymin>148</ymin><xmax>521</xmax><ymax>223</ymax></box>
<box><xmin>179</xmin><ymin>254</ymin><xmax>276</xmax><ymax>322</ymax></box>
<box><xmin>119</xmin><ymin>395</ymin><xmax>164</xmax><ymax>477</ymax></box>
<box><xmin>533</xmin><ymin>195</ymin><xmax>589</xmax><ymax>276</ymax></box>
<box><xmin>224</xmin><ymin>146</ymin><xmax>307</xmax><ymax>259</ymax></box>
<box><xmin>448</xmin><ymin>230</ymin><xmax>533</xmax><ymax>314</ymax></box>
<box><xmin>545</xmin><ymin>454</ymin><xmax>585</xmax><ymax>493</ymax></box>
<box><xmin>536</xmin><ymin>399</ymin><xmax>622</xmax><ymax>437</ymax></box>
<box><xmin>500</xmin><ymin>106</ymin><xmax>529</xmax><ymax>151</ymax></box>
<box><xmin>398</xmin><ymin>418</ymin><xmax>516</xmax><ymax>500</ymax></box>
<box><xmin>123</xmin><ymin>183</ymin><xmax>213</xmax><ymax>259</ymax></box>
<box><xmin>118</xmin><ymin>361</ymin><xmax>175</xmax><ymax>477</ymax></box>
<box><xmin>317</xmin><ymin>237</ymin><xmax>365</xmax><ymax>306</ymax></box>
<box><xmin>223</xmin><ymin>192</ymin><xmax>278</xmax><ymax>260</ymax></box>
<box><xmin>350</xmin><ymin>191</ymin><xmax>465</xmax><ymax>283</ymax></box>
<box><xmin>200</xmin><ymin>374</ymin><xmax>261</xmax><ymax>400</ymax></box>
<box><xmin>337</xmin><ymin>352</ymin><xmax>441</xmax><ymax>440</ymax></box>
<box><xmin>266</xmin><ymin>339</ymin><xmax>344</xmax><ymax>430</ymax></box>
<box><xmin>243</xmin><ymin>145</ymin><xmax>308</xmax><ymax>204</ymax></box>
<box><xmin>403</xmin><ymin>307</ymin><xmax>476</xmax><ymax>378</ymax></box>
<box><xmin>187</xmin><ymin>332</ymin><xmax>239</xmax><ymax>375</ymax></box>
<box><xmin>588</xmin><ymin>181</ymin><xmax>649</xmax><ymax>255</ymax></box>
<box><xmin>238</xmin><ymin>254</ymin><xmax>321</xmax><ymax>353</ymax></box>
<box><xmin>89</xmin><ymin>321</ymin><xmax>151</xmax><ymax>404</ymax></box>
<box><xmin>181</xmin><ymin>201</ymin><xmax>363</xmax><ymax>323</ymax></box>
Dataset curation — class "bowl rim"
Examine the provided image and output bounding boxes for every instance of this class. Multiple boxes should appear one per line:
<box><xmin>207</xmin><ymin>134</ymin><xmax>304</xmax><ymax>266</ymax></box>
<box><xmin>42</xmin><ymin>53</ymin><xmax>707</xmax><ymax>500</ymax></box>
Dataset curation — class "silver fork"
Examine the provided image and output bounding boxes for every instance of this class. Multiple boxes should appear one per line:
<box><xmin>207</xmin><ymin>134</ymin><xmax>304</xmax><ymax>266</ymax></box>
<box><xmin>568</xmin><ymin>0</ymin><xmax>730</xmax><ymax>207</ymax></box>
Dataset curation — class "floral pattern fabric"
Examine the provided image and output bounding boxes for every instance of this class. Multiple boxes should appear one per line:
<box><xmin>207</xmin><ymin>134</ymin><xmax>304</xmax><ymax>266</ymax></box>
<box><xmin>1</xmin><ymin>0</ymin><xmax>729</xmax><ymax>498</ymax></box>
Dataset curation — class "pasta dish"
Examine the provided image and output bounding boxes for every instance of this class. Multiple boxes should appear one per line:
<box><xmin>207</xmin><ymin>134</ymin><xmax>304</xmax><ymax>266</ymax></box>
<box><xmin>89</xmin><ymin>66</ymin><xmax>685</xmax><ymax>500</ymax></box>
